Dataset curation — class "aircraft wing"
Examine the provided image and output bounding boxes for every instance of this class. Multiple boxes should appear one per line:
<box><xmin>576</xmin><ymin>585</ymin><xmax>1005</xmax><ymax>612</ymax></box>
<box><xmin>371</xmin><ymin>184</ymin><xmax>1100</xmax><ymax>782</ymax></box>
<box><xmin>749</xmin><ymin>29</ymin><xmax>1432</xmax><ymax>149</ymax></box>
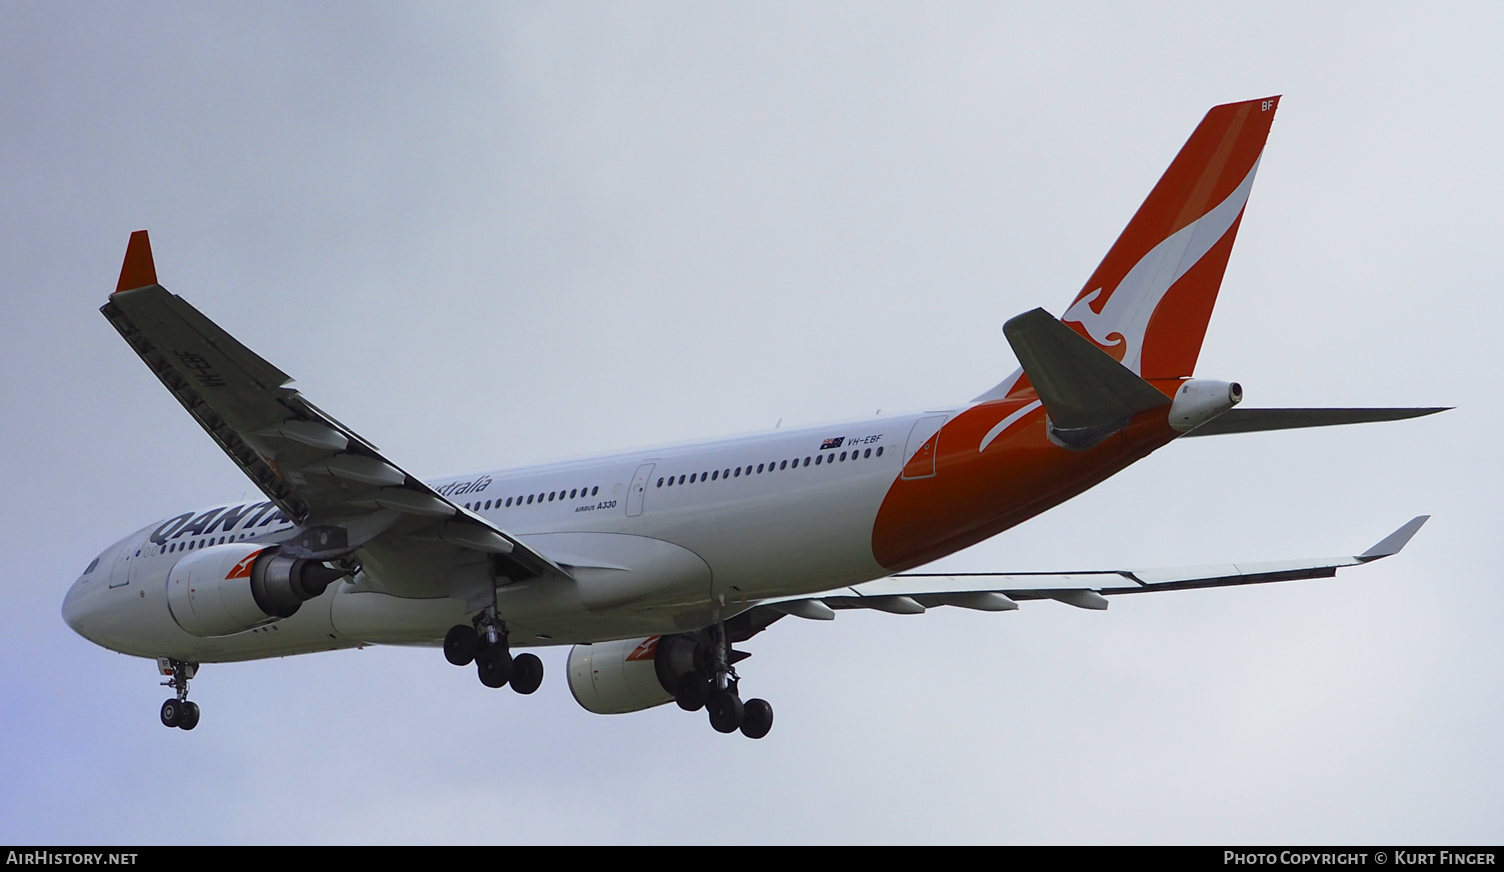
<box><xmin>758</xmin><ymin>517</ymin><xmax>1428</xmax><ymax>619</ymax></box>
<box><xmin>100</xmin><ymin>231</ymin><xmax>562</xmax><ymax>594</ymax></box>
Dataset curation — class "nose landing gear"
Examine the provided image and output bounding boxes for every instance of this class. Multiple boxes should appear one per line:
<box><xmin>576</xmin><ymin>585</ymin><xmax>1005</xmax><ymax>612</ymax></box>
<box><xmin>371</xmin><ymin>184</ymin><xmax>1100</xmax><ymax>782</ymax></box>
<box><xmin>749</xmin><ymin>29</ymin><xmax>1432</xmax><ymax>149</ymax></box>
<box><xmin>157</xmin><ymin>658</ymin><xmax>200</xmax><ymax>731</ymax></box>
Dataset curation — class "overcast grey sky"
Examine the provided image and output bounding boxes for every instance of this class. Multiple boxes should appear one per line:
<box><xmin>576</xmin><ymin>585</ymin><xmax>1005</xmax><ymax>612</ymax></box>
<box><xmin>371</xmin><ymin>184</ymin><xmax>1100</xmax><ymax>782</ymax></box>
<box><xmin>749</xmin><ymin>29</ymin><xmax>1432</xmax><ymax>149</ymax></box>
<box><xmin>1</xmin><ymin>3</ymin><xmax>1499</xmax><ymax>844</ymax></box>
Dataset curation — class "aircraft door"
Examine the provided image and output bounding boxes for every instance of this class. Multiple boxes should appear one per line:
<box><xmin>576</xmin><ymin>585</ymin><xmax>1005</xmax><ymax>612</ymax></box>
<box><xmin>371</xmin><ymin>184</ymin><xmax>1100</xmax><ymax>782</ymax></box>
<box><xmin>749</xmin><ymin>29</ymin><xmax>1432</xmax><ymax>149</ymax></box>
<box><xmin>108</xmin><ymin>544</ymin><xmax>130</xmax><ymax>589</ymax></box>
<box><xmin>900</xmin><ymin>415</ymin><xmax>949</xmax><ymax>480</ymax></box>
<box><xmin>107</xmin><ymin>530</ymin><xmax>148</xmax><ymax>589</ymax></box>
<box><xmin>626</xmin><ymin>463</ymin><xmax>655</xmax><ymax>517</ymax></box>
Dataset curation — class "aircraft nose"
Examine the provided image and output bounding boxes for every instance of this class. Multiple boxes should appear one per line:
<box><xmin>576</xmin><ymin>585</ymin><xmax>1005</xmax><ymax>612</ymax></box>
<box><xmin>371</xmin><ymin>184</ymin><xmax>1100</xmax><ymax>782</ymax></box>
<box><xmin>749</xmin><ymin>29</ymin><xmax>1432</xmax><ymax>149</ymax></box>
<box><xmin>61</xmin><ymin>577</ymin><xmax>101</xmax><ymax>643</ymax></box>
<box><xmin>61</xmin><ymin>579</ymin><xmax>85</xmax><ymax>633</ymax></box>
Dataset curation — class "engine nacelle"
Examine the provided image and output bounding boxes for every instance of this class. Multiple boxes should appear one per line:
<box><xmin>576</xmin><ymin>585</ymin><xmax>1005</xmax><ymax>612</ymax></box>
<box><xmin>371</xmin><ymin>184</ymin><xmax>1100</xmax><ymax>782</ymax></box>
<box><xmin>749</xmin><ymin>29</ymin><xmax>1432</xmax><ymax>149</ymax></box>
<box><xmin>165</xmin><ymin>543</ymin><xmax>345</xmax><ymax>638</ymax></box>
<box><xmin>567</xmin><ymin>634</ymin><xmax>704</xmax><ymax>715</ymax></box>
<box><xmin>1169</xmin><ymin>379</ymin><xmax>1243</xmax><ymax>432</ymax></box>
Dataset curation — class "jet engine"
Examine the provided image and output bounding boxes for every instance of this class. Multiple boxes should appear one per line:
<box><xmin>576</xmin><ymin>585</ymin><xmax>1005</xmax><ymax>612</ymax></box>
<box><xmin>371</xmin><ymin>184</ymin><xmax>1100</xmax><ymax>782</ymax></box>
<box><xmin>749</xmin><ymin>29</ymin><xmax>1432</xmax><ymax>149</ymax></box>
<box><xmin>165</xmin><ymin>543</ymin><xmax>345</xmax><ymax>637</ymax></box>
<box><xmin>567</xmin><ymin>634</ymin><xmax>704</xmax><ymax>714</ymax></box>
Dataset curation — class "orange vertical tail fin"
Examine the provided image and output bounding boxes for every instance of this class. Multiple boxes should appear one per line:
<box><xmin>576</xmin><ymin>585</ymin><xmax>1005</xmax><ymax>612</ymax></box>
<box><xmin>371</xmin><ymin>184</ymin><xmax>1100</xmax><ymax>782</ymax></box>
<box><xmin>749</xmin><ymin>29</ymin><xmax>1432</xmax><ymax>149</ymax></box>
<box><xmin>1060</xmin><ymin>96</ymin><xmax>1279</xmax><ymax>379</ymax></box>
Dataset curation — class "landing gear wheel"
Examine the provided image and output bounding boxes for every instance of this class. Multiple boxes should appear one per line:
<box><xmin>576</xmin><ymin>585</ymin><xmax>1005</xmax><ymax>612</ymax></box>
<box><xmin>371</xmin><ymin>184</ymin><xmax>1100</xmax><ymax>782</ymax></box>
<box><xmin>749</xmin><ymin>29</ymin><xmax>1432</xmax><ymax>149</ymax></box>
<box><xmin>707</xmin><ymin>690</ymin><xmax>744</xmax><ymax>734</ymax></box>
<box><xmin>675</xmin><ymin>671</ymin><xmax>709</xmax><ymax>712</ymax></box>
<box><xmin>178</xmin><ymin>701</ymin><xmax>201</xmax><ymax>731</ymax></box>
<box><xmin>160</xmin><ymin>698</ymin><xmax>183</xmax><ymax>728</ymax></box>
<box><xmin>740</xmin><ymin>698</ymin><xmax>773</xmax><ymax>739</ymax></box>
<box><xmin>444</xmin><ymin>624</ymin><xmax>480</xmax><ymax>666</ymax></box>
<box><xmin>509</xmin><ymin>653</ymin><xmax>543</xmax><ymax>695</ymax></box>
<box><xmin>476</xmin><ymin>648</ymin><xmax>513</xmax><ymax>688</ymax></box>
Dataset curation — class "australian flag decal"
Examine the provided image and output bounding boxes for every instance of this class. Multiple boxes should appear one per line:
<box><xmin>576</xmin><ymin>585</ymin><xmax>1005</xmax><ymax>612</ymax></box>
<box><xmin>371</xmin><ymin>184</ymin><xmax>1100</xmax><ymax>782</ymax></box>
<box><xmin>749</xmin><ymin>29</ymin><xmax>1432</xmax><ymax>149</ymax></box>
<box><xmin>820</xmin><ymin>437</ymin><xmax>845</xmax><ymax>450</ymax></box>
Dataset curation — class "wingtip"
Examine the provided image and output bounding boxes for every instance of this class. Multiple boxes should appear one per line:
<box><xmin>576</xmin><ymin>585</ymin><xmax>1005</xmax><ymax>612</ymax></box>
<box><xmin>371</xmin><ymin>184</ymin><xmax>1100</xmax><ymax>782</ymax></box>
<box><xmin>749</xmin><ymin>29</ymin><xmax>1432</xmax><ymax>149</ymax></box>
<box><xmin>1360</xmin><ymin>515</ymin><xmax>1430</xmax><ymax>560</ymax></box>
<box><xmin>115</xmin><ymin>230</ymin><xmax>157</xmax><ymax>294</ymax></box>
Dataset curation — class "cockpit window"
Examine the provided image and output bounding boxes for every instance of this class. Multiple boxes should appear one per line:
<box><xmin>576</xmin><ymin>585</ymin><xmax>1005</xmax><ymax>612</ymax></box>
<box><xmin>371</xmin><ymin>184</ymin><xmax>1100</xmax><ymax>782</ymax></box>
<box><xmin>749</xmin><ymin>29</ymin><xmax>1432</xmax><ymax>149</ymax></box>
<box><xmin>84</xmin><ymin>558</ymin><xmax>99</xmax><ymax>574</ymax></box>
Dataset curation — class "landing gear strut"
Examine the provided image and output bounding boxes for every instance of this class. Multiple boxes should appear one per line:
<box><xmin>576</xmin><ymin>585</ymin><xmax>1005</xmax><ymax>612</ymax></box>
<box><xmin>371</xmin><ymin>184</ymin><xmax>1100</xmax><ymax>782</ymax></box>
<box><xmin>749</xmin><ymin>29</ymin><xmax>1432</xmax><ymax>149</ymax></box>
<box><xmin>157</xmin><ymin>658</ymin><xmax>200</xmax><ymax>731</ymax></box>
<box><xmin>669</xmin><ymin>623</ymin><xmax>774</xmax><ymax>739</ymax></box>
<box><xmin>444</xmin><ymin>607</ymin><xmax>543</xmax><ymax>695</ymax></box>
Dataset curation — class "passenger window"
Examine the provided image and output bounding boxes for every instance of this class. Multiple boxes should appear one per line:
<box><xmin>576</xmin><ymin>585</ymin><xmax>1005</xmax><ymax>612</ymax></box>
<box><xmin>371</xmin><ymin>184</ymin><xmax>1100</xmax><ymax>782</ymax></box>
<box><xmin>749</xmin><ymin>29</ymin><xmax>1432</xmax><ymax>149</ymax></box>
<box><xmin>657</xmin><ymin>478</ymin><xmax>664</xmax><ymax>487</ymax></box>
<box><xmin>527</xmin><ymin>495</ymin><xmax>534</xmax><ymax>504</ymax></box>
<box><xmin>592</xmin><ymin>486</ymin><xmax>599</xmax><ymax>496</ymax></box>
<box><xmin>678</xmin><ymin>475</ymin><xmax>685</xmax><ymax>485</ymax></box>
<box><xmin>757</xmin><ymin>463</ymin><xmax>764</xmax><ymax>473</ymax></box>
<box><xmin>876</xmin><ymin>446</ymin><xmax>884</xmax><ymax>457</ymax></box>
<box><xmin>815</xmin><ymin>455</ymin><xmax>822</xmax><ymax>465</ymax></box>
<box><xmin>840</xmin><ymin>451</ymin><xmax>847</xmax><ymax>461</ymax></box>
<box><xmin>864</xmin><ymin>448</ymin><xmax>871</xmax><ymax>458</ymax></box>
<box><xmin>734</xmin><ymin>467</ymin><xmax>740</xmax><ymax>477</ymax></box>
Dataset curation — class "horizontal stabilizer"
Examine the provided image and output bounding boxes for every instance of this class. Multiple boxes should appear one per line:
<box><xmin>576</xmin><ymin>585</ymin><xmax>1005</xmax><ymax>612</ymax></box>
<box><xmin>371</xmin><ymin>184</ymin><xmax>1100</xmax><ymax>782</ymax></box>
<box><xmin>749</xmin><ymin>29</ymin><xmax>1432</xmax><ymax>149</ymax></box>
<box><xmin>1003</xmin><ymin>308</ymin><xmax>1170</xmax><ymax>447</ymax></box>
<box><xmin>1182</xmin><ymin>407</ymin><xmax>1449</xmax><ymax>437</ymax></box>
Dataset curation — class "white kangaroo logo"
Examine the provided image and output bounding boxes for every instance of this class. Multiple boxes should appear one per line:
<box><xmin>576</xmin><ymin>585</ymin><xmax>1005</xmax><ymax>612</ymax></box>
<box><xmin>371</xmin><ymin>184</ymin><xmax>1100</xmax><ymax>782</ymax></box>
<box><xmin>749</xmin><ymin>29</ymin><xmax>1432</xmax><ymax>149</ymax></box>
<box><xmin>1062</xmin><ymin>155</ymin><xmax>1262</xmax><ymax>375</ymax></box>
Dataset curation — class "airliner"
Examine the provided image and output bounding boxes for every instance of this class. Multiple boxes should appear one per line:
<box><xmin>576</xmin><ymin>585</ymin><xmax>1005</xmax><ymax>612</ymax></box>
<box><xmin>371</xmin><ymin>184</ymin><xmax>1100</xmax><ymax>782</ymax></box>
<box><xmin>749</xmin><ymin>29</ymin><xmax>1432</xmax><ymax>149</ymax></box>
<box><xmin>63</xmin><ymin>95</ymin><xmax>1443</xmax><ymax>739</ymax></box>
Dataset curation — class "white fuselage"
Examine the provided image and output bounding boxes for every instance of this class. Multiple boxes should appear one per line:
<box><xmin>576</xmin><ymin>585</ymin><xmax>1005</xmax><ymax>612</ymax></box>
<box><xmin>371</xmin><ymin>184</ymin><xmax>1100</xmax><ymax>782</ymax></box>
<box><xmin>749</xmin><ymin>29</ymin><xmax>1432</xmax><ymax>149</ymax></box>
<box><xmin>63</xmin><ymin>409</ymin><xmax>947</xmax><ymax>663</ymax></box>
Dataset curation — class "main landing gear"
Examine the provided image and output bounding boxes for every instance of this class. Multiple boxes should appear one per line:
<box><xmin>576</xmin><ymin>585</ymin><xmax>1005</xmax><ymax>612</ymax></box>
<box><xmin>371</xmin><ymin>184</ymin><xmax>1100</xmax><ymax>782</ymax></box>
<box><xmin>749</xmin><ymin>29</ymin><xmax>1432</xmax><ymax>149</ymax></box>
<box><xmin>669</xmin><ymin>622</ymin><xmax>774</xmax><ymax>740</ymax></box>
<box><xmin>443</xmin><ymin>607</ymin><xmax>543</xmax><ymax>695</ymax></box>
<box><xmin>157</xmin><ymin>658</ymin><xmax>200</xmax><ymax>731</ymax></box>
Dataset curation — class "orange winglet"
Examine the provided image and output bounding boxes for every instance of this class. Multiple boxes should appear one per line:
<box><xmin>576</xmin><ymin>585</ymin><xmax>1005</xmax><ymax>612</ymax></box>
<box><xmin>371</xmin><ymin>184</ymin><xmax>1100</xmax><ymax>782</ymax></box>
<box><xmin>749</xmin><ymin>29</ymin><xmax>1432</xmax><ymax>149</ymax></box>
<box><xmin>115</xmin><ymin>230</ymin><xmax>158</xmax><ymax>293</ymax></box>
